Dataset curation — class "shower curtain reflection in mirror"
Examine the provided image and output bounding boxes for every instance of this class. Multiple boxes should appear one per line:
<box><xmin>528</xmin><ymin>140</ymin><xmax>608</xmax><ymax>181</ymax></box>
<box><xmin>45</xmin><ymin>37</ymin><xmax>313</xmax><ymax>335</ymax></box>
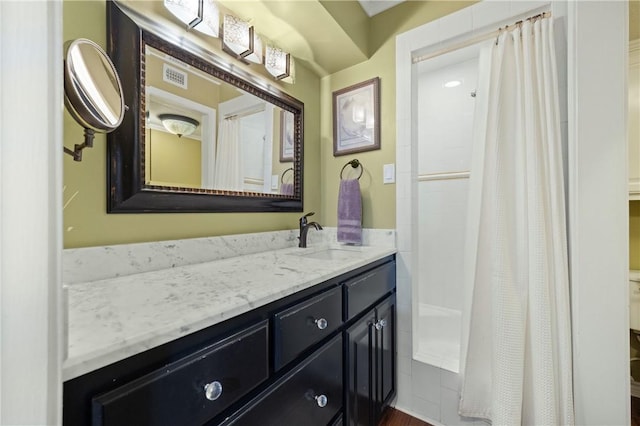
<box><xmin>214</xmin><ymin>117</ymin><xmax>243</xmax><ymax>191</ymax></box>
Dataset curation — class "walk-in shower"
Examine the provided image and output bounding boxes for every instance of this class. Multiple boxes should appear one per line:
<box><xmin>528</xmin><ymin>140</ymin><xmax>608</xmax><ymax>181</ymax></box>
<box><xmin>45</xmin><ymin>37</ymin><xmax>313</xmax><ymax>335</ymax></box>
<box><xmin>414</xmin><ymin>43</ymin><xmax>481</xmax><ymax>374</ymax></box>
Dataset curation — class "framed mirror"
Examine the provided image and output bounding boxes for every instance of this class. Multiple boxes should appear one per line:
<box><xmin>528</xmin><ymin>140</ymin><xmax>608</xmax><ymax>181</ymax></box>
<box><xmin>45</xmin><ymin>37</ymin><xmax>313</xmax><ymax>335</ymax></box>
<box><xmin>107</xmin><ymin>1</ymin><xmax>304</xmax><ymax>213</ymax></box>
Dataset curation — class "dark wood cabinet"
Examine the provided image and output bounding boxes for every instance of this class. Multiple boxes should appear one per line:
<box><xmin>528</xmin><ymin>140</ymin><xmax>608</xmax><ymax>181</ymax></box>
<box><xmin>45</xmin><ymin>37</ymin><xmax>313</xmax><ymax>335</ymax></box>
<box><xmin>345</xmin><ymin>295</ymin><xmax>396</xmax><ymax>426</ymax></box>
<box><xmin>64</xmin><ymin>256</ymin><xmax>395</xmax><ymax>426</ymax></box>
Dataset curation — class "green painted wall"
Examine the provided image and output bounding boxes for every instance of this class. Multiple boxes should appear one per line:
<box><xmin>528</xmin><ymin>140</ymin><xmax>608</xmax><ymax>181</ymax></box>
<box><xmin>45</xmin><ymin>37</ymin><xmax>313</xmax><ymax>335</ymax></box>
<box><xmin>63</xmin><ymin>1</ymin><xmax>320</xmax><ymax>248</ymax></box>
<box><xmin>147</xmin><ymin>129</ymin><xmax>202</xmax><ymax>187</ymax></box>
<box><xmin>319</xmin><ymin>1</ymin><xmax>475</xmax><ymax>229</ymax></box>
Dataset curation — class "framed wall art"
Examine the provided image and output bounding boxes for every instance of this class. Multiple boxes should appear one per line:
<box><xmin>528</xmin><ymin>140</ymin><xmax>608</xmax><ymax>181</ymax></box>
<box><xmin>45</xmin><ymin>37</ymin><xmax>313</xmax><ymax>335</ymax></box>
<box><xmin>280</xmin><ymin>110</ymin><xmax>294</xmax><ymax>162</ymax></box>
<box><xmin>332</xmin><ymin>77</ymin><xmax>380</xmax><ymax>156</ymax></box>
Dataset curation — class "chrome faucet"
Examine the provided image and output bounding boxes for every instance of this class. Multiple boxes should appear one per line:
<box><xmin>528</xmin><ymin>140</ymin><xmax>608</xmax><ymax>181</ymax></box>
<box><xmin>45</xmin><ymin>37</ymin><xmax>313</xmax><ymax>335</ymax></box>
<box><xmin>299</xmin><ymin>212</ymin><xmax>323</xmax><ymax>248</ymax></box>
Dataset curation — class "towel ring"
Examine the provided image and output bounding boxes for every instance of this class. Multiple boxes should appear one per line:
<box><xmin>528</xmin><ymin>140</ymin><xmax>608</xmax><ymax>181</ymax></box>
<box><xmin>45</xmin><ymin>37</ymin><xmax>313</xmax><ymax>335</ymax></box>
<box><xmin>281</xmin><ymin>167</ymin><xmax>293</xmax><ymax>184</ymax></box>
<box><xmin>340</xmin><ymin>159</ymin><xmax>363</xmax><ymax>180</ymax></box>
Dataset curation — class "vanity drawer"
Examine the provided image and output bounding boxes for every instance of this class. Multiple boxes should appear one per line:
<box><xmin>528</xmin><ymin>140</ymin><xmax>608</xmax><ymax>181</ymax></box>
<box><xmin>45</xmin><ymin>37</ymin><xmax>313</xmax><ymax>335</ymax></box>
<box><xmin>91</xmin><ymin>321</ymin><xmax>269</xmax><ymax>426</ymax></box>
<box><xmin>344</xmin><ymin>261</ymin><xmax>395</xmax><ymax>320</ymax></box>
<box><xmin>274</xmin><ymin>286</ymin><xmax>342</xmax><ymax>370</ymax></box>
<box><xmin>224</xmin><ymin>335</ymin><xmax>343</xmax><ymax>426</ymax></box>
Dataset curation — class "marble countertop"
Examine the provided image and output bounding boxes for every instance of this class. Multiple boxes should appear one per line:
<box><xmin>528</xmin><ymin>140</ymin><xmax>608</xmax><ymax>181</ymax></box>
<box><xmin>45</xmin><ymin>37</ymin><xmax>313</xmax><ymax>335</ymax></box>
<box><xmin>63</xmin><ymin>243</ymin><xmax>396</xmax><ymax>381</ymax></box>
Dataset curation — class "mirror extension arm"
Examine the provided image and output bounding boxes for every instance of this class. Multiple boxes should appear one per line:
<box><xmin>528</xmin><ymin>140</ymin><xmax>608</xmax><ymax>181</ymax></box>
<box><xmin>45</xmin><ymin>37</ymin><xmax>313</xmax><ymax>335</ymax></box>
<box><xmin>64</xmin><ymin>129</ymin><xmax>95</xmax><ymax>162</ymax></box>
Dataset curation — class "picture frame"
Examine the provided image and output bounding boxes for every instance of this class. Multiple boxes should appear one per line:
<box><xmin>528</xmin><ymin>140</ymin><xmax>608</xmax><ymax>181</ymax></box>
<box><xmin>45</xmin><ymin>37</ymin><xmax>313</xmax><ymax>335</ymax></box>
<box><xmin>279</xmin><ymin>110</ymin><xmax>294</xmax><ymax>162</ymax></box>
<box><xmin>332</xmin><ymin>77</ymin><xmax>380</xmax><ymax>156</ymax></box>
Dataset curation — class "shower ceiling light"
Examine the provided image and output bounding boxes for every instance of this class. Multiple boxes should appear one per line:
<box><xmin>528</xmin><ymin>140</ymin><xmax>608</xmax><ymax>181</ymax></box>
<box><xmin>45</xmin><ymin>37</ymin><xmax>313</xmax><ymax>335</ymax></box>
<box><xmin>164</xmin><ymin>0</ymin><xmax>219</xmax><ymax>38</ymax></box>
<box><xmin>444</xmin><ymin>80</ymin><xmax>462</xmax><ymax>88</ymax></box>
<box><xmin>222</xmin><ymin>14</ymin><xmax>263</xmax><ymax>64</ymax></box>
<box><xmin>158</xmin><ymin>114</ymin><xmax>200</xmax><ymax>138</ymax></box>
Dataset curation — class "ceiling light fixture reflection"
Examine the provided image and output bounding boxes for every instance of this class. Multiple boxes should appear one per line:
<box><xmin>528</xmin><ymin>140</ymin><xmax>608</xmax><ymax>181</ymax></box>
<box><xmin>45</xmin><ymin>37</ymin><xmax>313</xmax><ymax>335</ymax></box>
<box><xmin>158</xmin><ymin>114</ymin><xmax>200</xmax><ymax>138</ymax></box>
<box><xmin>222</xmin><ymin>14</ymin><xmax>263</xmax><ymax>64</ymax></box>
<box><xmin>443</xmin><ymin>80</ymin><xmax>462</xmax><ymax>88</ymax></box>
<box><xmin>164</xmin><ymin>0</ymin><xmax>219</xmax><ymax>37</ymax></box>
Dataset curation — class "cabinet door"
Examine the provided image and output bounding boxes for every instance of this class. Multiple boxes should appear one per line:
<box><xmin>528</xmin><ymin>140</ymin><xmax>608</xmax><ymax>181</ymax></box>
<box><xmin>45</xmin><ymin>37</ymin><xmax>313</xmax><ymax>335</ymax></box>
<box><xmin>345</xmin><ymin>294</ymin><xmax>396</xmax><ymax>426</ymax></box>
<box><xmin>375</xmin><ymin>295</ymin><xmax>396</xmax><ymax>418</ymax></box>
<box><xmin>345</xmin><ymin>310</ymin><xmax>376</xmax><ymax>426</ymax></box>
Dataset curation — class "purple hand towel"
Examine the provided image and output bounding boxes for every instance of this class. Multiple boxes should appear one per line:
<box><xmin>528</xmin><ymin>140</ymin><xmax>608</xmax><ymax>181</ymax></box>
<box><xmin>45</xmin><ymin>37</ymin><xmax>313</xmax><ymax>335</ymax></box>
<box><xmin>337</xmin><ymin>178</ymin><xmax>362</xmax><ymax>245</ymax></box>
<box><xmin>281</xmin><ymin>182</ymin><xmax>294</xmax><ymax>195</ymax></box>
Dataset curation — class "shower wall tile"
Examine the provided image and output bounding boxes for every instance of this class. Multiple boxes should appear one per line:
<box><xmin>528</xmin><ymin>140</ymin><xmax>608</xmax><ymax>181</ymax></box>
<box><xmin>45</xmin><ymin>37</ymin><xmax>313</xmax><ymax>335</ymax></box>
<box><xmin>397</xmin><ymin>308</ymin><xmax>412</xmax><ymax>336</ymax></box>
<box><xmin>411</xmin><ymin>396</ymin><xmax>441</xmax><ymax>424</ymax></box>
<box><xmin>396</xmin><ymin>371</ymin><xmax>414</xmax><ymax>409</ymax></box>
<box><xmin>396</xmin><ymin>251</ymin><xmax>411</xmax><ymax>282</ymax></box>
<box><xmin>397</xmin><ymin>141</ymin><xmax>411</xmax><ymax>173</ymax></box>
<box><xmin>397</xmin><ymin>330</ymin><xmax>412</xmax><ymax>361</ymax></box>
<box><xmin>396</xmin><ymin>83</ymin><xmax>411</xmax><ymax>124</ymax></box>
<box><xmin>411</xmin><ymin>361</ymin><xmax>441</xmax><ymax>403</ymax></box>
<box><xmin>441</xmin><ymin>368</ymin><xmax>462</xmax><ymax>392</ymax></box>
<box><xmin>395</xmin><ymin>222</ymin><xmax>410</xmax><ymax>245</ymax></box>
<box><xmin>396</xmin><ymin>275</ymin><xmax>413</xmax><ymax>309</ymax></box>
<box><xmin>398</xmin><ymin>353</ymin><xmax>412</xmax><ymax>376</ymax></box>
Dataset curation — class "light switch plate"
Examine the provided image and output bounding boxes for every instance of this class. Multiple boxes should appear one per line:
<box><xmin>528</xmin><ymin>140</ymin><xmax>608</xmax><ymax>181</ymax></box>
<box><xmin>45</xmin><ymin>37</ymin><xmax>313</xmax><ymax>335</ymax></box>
<box><xmin>383</xmin><ymin>163</ymin><xmax>395</xmax><ymax>184</ymax></box>
<box><xmin>271</xmin><ymin>175</ymin><xmax>279</xmax><ymax>190</ymax></box>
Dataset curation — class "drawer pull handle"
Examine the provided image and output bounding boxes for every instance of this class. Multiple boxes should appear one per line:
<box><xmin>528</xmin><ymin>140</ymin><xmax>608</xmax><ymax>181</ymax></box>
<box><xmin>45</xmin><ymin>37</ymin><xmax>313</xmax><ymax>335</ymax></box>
<box><xmin>204</xmin><ymin>381</ymin><xmax>223</xmax><ymax>401</ymax></box>
<box><xmin>315</xmin><ymin>394</ymin><xmax>328</xmax><ymax>408</ymax></box>
<box><xmin>374</xmin><ymin>319</ymin><xmax>387</xmax><ymax>330</ymax></box>
<box><xmin>314</xmin><ymin>318</ymin><xmax>328</xmax><ymax>330</ymax></box>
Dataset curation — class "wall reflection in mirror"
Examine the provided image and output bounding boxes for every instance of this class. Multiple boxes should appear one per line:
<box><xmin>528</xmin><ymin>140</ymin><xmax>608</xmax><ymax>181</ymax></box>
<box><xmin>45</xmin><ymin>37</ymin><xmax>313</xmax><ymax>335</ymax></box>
<box><xmin>144</xmin><ymin>45</ymin><xmax>294</xmax><ymax>195</ymax></box>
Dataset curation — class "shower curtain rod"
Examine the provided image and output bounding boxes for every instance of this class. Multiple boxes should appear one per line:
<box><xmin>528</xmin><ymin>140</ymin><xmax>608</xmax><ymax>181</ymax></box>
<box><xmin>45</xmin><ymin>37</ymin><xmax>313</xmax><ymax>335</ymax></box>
<box><xmin>412</xmin><ymin>11</ymin><xmax>551</xmax><ymax>64</ymax></box>
<box><xmin>224</xmin><ymin>105</ymin><xmax>265</xmax><ymax>120</ymax></box>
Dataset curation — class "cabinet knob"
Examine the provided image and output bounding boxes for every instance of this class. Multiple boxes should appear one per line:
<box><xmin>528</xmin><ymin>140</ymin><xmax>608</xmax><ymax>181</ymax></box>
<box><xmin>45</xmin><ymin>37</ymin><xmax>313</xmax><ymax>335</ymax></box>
<box><xmin>204</xmin><ymin>381</ymin><xmax>223</xmax><ymax>401</ymax></box>
<box><xmin>374</xmin><ymin>319</ymin><xmax>387</xmax><ymax>330</ymax></box>
<box><xmin>315</xmin><ymin>394</ymin><xmax>328</xmax><ymax>408</ymax></box>
<box><xmin>314</xmin><ymin>318</ymin><xmax>328</xmax><ymax>330</ymax></box>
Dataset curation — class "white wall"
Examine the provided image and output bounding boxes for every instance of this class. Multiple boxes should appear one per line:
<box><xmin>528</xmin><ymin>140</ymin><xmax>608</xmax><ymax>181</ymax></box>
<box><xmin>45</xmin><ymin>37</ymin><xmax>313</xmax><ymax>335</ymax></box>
<box><xmin>395</xmin><ymin>1</ymin><xmax>630</xmax><ymax>424</ymax></box>
<box><xmin>0</xmin><ymin>1</ymin><xmax>63</xmax><ymax>423</ymax></box>
<box><xmin>567</xmin><ymin>2</ymin><xmax>629</xmax><ymax>424</ymax></box>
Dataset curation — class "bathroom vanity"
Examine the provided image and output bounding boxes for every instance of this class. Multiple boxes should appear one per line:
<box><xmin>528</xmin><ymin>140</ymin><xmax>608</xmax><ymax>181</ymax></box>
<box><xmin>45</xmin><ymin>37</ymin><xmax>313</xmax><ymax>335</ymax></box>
<box><xmin>62</xmin><ymin>232</ymin><xmax>396</xmax><ymax>426</ymax></box>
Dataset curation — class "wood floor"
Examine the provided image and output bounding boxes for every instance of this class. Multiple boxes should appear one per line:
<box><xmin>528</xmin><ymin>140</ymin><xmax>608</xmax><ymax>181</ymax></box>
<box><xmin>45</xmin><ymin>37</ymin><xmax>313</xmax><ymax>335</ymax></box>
<box><xmin>383</xmin><ymin>399</ymin><xmax>640</xmax><ymax>426</ymax></box>
<box><xmin>379</xmin><ymin>408</ymin><xmax>433</xmax><ymax>426</ymax></box>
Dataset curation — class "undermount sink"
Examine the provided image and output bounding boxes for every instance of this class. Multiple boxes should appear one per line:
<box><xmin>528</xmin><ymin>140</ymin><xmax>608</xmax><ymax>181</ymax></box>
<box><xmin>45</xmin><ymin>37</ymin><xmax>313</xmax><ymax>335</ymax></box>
<box><xmin>292</xmin><ymin>248</ymin><xmax>363</xmax><ymax>261</ymax></box>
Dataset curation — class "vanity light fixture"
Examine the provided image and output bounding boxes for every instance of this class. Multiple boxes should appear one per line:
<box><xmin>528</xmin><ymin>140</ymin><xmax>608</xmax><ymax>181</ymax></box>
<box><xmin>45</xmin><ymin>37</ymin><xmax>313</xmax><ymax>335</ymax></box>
<box><xmin>164</xmin><ymin>0</ymin><xmax>219</xmax><ymax>38</ymax></box>
<box><xmin>222</xmin><ymin>14</ymin><xmax>263</xmax><ymax>64</ymax></box>
<box><xmin>158</xmin><ymin>114</ymin><xmax>200</xmax><ymax>138</ymax></box>
<box><xmin>264</xmin><ymin>45</ymin><xmax>295</xmax><ymax>84</ymax></box>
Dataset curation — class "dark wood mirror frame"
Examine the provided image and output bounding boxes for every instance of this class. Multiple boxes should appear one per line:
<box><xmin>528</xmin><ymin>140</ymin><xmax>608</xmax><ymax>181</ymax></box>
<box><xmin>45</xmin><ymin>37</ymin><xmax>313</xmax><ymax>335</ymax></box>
<box><xmin>106</xmin><ymin>1</ymin><xmax>304</xmax><ymax>213</ymax></box>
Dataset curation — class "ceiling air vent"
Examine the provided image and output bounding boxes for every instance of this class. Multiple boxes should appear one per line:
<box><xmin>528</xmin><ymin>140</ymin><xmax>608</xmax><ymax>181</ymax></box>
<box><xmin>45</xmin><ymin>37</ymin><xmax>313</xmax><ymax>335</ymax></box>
<box><xmin>163</xmin><ymin>64</ymin><xmax>187</xmax><ymax>89</ymax></box>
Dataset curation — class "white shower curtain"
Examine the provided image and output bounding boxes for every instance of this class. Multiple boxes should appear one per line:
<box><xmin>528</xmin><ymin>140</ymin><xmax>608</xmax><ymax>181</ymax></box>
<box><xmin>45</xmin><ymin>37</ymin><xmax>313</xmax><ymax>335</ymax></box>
<box><xmin>214</xmin><ymin>117</ymin><xmax>243</xmax><ymax>191</ymax></box>
<box><xmin>459</xmin><ymin>17</ymin><xmax>574</xmax><ymax>425</ymax></box>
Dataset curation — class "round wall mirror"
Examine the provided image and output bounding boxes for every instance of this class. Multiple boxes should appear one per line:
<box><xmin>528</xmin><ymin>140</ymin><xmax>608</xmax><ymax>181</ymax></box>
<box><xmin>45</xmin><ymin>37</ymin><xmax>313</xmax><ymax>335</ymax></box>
<box><xmin>63</xmin><ymin>38</ymin><xmax>125</xmax><ymax>161</ymax></box>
